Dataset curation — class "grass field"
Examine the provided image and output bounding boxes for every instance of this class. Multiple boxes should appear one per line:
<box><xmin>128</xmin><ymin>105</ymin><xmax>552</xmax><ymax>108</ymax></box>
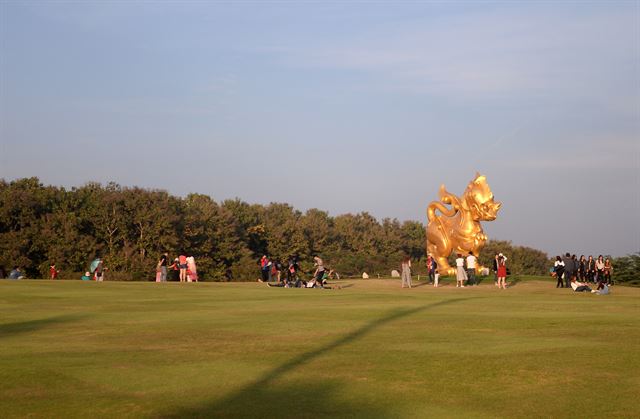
<box><xmin>1</xmin><ymin>277</ymin><xmax>639</xmax><ymax>418</ymax></box>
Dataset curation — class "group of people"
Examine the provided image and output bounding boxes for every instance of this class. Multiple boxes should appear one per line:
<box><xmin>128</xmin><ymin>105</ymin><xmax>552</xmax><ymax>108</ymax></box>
<box><xmin>401</xmin><ymin>253</ymin><xmax>440</xmax><ymax>289</ymax></box>
<box><xmin>156</xmin><ymin>253</ymin><xmax>198</xmax><ymax>282</ymax></box>
<box><xmin>75</xmin><ymin>252</ymin><xmax>200</xmax><ymax>282</ymax></box>
<box><xmin>553</xmin><ymin>253</ymin><xmax>612</xmax><ymax>293</ymax></box>
<box><xmin>401</xmin><ymin>252</ymin><xmax>509</xmax><ymax>289</ymax></box>
<box><xmin>260</xmin><ymin>255</ymin><xmax>338</xmax><ymax>288</ymax></box>
<box><xmin>81</xmin><ymin>257</ymin><xmax>107</xmax><ymax>281</ymax></box>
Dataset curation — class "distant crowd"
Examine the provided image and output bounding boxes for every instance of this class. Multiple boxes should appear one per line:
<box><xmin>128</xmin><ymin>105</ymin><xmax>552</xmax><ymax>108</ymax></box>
<box><xmin>409</xmin><ymin>252</ymin><xmax>510</xmax><ymax>289</ymax></box>
<box><xmin>0</xmin><ymin>249</ymin><xmax>614</xmax><ymax>296</ymax></box>
<box><xmin>553</xmin><ymin>253</ymin><xmax>612</xmax><ymax>294</ymax></box>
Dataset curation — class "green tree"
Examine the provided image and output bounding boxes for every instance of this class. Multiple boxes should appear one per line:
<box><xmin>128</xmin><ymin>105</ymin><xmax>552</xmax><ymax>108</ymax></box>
<box><xmin>612</xmin><ymin>253</ymin><xmax>640</xmax><ymax>285</ymax></box>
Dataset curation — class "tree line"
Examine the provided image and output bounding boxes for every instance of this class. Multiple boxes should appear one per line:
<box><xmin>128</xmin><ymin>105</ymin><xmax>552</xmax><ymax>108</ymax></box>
<box><xmin>1</xmin><ymin>177</ymin><xmax>635</xmax><ymax>283</ymax></box>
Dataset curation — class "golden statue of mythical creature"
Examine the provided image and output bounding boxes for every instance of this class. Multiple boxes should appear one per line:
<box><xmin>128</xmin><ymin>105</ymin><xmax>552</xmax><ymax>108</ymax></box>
<box><xmin>426</xmin><ymin>173</ymin><xmax>501</xmax><ymax>276</ymax></box>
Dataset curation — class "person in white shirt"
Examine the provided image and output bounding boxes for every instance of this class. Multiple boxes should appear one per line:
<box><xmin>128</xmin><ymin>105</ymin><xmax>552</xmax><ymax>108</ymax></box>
<box><xmin>400</xmin><ymin>256</ymin><xmax>412</xmax><ymax>289</ymax></box>
<box><xmin>466</xmin><ymin>252</ymin><xmax>477</xmax><ymax>286</ymax></box>
<box><xmin>553</xmin><ymin>256</ymin><xmax>565</xmax><ymax>288</ymax></box>
<box><xmin>570</xmin><ymin>278</ymin><xmax>594</xmax><ymax>293</ymax></box>
<box><xmin>455</xmin><ymin>253</ymin><xmax>467</xmax><ymax>288</ymax></box>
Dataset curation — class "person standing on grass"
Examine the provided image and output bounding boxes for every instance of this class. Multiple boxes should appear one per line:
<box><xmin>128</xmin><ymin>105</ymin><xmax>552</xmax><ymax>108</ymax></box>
<box><xmin>595</xmin><ymin>255</ymin><xmax>605</xmax><ymax>284</ymax></box>
<box><xmin>400</xmin><ymin>256</ymin><xmax>412</xmax><ymax>288</ymax></box>
<box><xmin>493</xmin><ymin>253</ymin><xmax>499</xmax><ymax>286</ymax></box>
<box><xmin>586</xmin><ymin>255</ymin><xmax>596</xmax><ymax>283</ymax></box>
<box><xmin>158</xmin><ymin>252</ymin><xmax>168</xmax><ymax>282</ymax></box>
<box><xmin>49</xmin><ymin>264</ymin><xmax>59</xmax><ymax>280</ymax></box>
<box><xmin>179</xmin><ymin>253</ymin><xmax>188</xmax><ymax>282</ymax></box>
<box><xmin>168</xmin><ymin>258</ymin><xmax>179</xmax><ymax>281</ymax></box>
<box><xmin>578</xmin><ymin>255</ymin><xmax>587</xmax><ymax>282</ymax></box>
<box><xmin>562</xmin><ymin>253</ymin><xmax>574</xmax><ymax>288</ymax></box>
<box><xmin>94</xmin><ymin>259</ymin><xmax>106</xmax><ymax>281</ymax></box>
<box><xmin>497</xmin><ymin>255</ymin><xmax>507</xmax><ymax>289</ymax></box>
<box><xmin>287</xmin><ymin>255</ymin><xmax>299</xmax><ymax>285</ymax></box>
<box><xmin>455</xmin><ymin>253</ymin><xmax>467</xmax><ymax>288</ymax></box>
<box><xmin>553</xmin><ymin>256</ymin><xmax>565</xmax><ymax>288</ymax></box>
<box><xmin>313</xmin><ymin>256</ymin><xmax>325</xmax><ymax>285</ymax></box>
<box><xmin>426</xmin><ymin>254</ymin><xmax>436</xmax><ymax>284</ymax></box>
<box><xmin>603</xmin><ymin>258</ymin><xmax>613</xmax><ymax>285</ymax></box>
<box><xmin>466</xmin><ymin>252</ymin><xmax>477</xmax><ymax>286</ymax></box>
<box><xmin>272</xmin><ymin>260</ymin><xmax>282</xmax><ymax>283</ymax></box>
<box><xmin>259</xmin><ymin>255</ymin><xmax>270</xmax><ymax>283</ymax></box>
<box><xmin>186</xmin><ymin>256</ymin><xmax>198</xmax><ymax>282</ymax></box>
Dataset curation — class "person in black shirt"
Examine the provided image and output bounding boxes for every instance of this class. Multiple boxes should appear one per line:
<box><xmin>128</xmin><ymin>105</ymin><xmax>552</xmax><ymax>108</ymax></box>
<box><xmin>562</xmin><ymin>253</ymin><xmax>574</xmax><ymax>288</ymax></box>
<box><xmin>158</xmin><ymin>253</ymin><xmax>168</xmax><ymax>282</ymax></box>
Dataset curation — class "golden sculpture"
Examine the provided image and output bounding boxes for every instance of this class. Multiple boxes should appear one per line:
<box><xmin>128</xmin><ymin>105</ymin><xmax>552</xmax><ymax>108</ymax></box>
<box><xmin>426</xmin><ymin>173</ymin><xmax>501</xmax><ymax>276</ymax></box>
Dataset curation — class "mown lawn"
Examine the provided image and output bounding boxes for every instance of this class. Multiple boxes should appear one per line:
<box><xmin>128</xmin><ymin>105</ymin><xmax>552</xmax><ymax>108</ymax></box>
<box><xmin>1</xmin><ymin>277</ymin><xmax>639</xmax><ymax>418</ymax></box>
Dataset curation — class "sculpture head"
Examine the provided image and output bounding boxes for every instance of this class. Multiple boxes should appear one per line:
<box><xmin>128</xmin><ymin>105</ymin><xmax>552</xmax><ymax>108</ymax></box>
<box><xmin>464</xmin><ymin>173</ymin><xmax>501</xmax><ymax>221</ymax></box>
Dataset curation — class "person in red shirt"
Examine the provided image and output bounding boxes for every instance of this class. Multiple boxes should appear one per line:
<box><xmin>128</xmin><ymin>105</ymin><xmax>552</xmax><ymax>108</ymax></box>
<box><xmin>259</xmin><ymin>255</ymin><xmax>270</xmax><ymax>283</ymax></box>
<box><xmin>179</xmin><ymin>254</ymin><xmax>188</xmax><ymax>282</ymax></box>
<box><xmin>49</xmin><ymin>264</ymin><xmax>59</xmax><ymax>280</ymax></box>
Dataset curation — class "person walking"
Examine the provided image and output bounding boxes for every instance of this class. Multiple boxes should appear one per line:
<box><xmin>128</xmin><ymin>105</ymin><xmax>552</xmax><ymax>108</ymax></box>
<box><xmin>400</xmin><ymin>256</ymin><xmax>412</xmax><ymax>288</ymax></box>
<box><xmin>466</xmin><ymin>252</ymin><xmax>477</xmax><ymax>286</ymax></box>
<box><xmin>455</xmin><ymin>253</ymin><xmax>467</xmax><ymax>288</ymax></box>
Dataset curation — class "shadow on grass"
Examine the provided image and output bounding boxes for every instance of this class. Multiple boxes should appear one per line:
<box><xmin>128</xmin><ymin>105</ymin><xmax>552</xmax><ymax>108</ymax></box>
<box><xmin>0</xmin><ymin>314</ymin><xmax>86</xmax><ymax>339</ymax></box>
<box><xmin>164</xmin><ymin>298</ymin><xmax>471</xmax><ymax>418</ymax></box>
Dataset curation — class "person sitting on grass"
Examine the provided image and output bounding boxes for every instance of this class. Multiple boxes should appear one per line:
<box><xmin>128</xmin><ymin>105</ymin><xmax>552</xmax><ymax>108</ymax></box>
<box><xmin>570</xmin><ymin>277</ymin><xmax>594</xmax><ymax>293</ymax></box>
<box><xmin>595</xmin><ymin>281</ymin><xmax>610</xmax><ymax>295</ymax></box>
<box><xmin>8</xmin><ymin>267</ymin><xmax>24</xmax><ymax>280</ymax></box>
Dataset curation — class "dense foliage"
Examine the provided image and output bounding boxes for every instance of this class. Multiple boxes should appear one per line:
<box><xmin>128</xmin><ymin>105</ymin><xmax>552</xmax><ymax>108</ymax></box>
<box><xmin>0</xmin><ymin>178</ymin><xmax>423</xmax><ymax>280</ymax></box>
<box><xmin>2</xmin><ymin>177</ymin><xmax>633</xmax><ymax>282</ymax></box>
<box><xmin>609</xmin><ymin>253</ymin><xmax>640</xmax><ymax>286</ymax></box>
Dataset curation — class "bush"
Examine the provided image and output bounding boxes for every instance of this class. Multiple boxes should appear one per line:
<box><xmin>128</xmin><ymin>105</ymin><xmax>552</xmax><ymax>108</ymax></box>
<box><xmin>612</xmin><ymin>253</ymin><xmax>640</xmax><ymax>286</ymax></box>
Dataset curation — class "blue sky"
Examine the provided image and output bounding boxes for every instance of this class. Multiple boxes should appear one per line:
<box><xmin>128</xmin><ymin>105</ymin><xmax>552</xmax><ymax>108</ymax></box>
<box><xmin>1</xmin><ymin>1</ymin><xmax>638</xmax><ymax>257</ymax></box>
